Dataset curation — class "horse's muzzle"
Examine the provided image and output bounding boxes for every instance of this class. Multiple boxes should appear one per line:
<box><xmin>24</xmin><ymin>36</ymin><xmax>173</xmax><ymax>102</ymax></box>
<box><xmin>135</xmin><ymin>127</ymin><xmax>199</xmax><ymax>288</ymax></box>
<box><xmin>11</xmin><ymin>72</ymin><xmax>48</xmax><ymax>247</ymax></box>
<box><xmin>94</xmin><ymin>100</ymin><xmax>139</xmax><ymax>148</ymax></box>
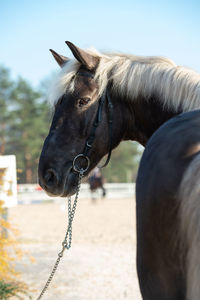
<box><xmin>38</xmin><ymin>161</ymin><xmax>79</xmax><ymax>197</ymax></box>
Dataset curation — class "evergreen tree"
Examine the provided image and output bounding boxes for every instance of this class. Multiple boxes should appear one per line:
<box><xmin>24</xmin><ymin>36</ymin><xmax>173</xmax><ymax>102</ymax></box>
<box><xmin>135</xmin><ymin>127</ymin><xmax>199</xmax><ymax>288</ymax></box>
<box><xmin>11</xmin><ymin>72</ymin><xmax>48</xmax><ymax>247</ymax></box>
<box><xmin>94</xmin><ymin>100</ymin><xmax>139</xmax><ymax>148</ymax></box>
<box><xmin>0</xmin><ymin>66</ymin><xmax>14</xmax><ymax>155</ymax></box>
<box><xmin>102</xmin><ymin>141</ymin><xmax>143</xmax><ymax>182</ymax></box>
<box><xmin>7</xmin><ymin>78</ymin><xmax>50</xmax><ymax>183</ymax></box>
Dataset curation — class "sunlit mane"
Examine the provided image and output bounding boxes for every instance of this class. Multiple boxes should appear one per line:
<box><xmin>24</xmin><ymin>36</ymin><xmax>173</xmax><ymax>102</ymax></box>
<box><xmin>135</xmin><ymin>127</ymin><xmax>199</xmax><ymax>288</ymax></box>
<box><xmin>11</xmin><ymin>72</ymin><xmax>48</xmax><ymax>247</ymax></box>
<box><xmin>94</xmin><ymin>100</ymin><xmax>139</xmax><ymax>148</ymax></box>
<box><xmin>49</xmin><ymin>48</ymin><xmax>200</xmax><ymax>112</ymax></box>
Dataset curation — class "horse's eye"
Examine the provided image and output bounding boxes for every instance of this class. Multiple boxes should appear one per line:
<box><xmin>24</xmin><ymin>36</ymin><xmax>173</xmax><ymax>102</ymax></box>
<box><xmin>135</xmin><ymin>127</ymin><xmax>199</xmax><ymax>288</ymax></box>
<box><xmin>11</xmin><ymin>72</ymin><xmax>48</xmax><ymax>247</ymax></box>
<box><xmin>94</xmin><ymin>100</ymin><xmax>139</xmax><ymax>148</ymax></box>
<box><xmin>78</xmin><ymin>97</ymin><xmax>91</xmax><ymax>107</ymax></box>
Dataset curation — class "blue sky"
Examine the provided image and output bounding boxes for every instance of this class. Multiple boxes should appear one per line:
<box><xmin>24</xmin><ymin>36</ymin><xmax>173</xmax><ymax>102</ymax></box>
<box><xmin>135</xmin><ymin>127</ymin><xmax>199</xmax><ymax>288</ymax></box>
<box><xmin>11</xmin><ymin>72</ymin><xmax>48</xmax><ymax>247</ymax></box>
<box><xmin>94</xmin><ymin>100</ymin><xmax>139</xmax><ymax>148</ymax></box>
<box><xmin>1</xmin><ymin>0</ymin><xmax>200</xmax><ymax>87</ymax></box>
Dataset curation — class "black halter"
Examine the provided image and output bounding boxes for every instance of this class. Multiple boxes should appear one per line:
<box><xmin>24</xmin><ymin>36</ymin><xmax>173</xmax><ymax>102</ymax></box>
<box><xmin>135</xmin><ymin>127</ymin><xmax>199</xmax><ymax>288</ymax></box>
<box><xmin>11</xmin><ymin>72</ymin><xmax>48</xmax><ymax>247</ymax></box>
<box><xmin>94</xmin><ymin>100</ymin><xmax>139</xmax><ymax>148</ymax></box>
<box><xmin>73</xmin><ymin>71</ymin><xmax>113</xmax><ymax>173</ymax></box>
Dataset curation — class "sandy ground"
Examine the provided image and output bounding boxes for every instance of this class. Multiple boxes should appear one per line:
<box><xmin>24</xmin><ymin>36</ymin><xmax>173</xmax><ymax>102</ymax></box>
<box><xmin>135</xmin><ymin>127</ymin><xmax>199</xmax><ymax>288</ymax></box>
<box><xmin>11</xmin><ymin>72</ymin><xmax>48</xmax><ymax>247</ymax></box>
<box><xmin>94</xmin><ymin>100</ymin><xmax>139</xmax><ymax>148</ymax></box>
<box><xmin>9</xmin><ymin>197</ymin><xmax>142</xmax><ymax>300</ymax></box>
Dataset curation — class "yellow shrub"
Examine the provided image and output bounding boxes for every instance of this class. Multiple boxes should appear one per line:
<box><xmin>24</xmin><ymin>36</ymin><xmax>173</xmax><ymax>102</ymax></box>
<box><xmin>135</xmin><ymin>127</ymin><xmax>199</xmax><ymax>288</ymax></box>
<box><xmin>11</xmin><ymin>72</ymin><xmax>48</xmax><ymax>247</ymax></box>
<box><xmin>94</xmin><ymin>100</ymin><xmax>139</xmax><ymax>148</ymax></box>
<box><xmin>0</xmin><ymin>168</ymin><xmax>33</xmax><ymax>298</ymax></box>
<box><xmin>0</xmin><ymin>200</ymin><xmax>23</xmax><ymax>281</ymax></box>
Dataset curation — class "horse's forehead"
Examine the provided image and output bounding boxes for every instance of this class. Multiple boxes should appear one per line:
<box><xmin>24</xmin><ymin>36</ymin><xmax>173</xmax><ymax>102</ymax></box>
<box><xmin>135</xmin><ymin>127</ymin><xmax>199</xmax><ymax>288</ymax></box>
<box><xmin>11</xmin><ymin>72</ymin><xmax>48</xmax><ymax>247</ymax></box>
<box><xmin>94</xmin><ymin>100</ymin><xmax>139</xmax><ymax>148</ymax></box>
<box><xmin>73</xmin><ymin>74</ymin><xmax>98</xmax><ymax>94</ymax></box>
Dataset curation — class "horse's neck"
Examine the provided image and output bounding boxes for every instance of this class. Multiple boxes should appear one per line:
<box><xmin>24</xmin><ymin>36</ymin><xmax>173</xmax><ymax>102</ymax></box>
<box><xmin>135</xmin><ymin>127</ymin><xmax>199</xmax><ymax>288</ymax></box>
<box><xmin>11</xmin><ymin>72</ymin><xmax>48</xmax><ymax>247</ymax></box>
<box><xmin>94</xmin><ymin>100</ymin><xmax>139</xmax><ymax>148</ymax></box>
<box><xmin>133</xmin><ymin>96</ymin><xmax>180</xmax><ymax>145</ymax></box>
<box><xmin>109</xmin><ymin>58</ymin><xmax>200</xmax><ymax>146</ymax></box>
<box><xmin>117</xmin><ymin>94</ymin><xmax>181</xmax><ymax>147</ymax></box>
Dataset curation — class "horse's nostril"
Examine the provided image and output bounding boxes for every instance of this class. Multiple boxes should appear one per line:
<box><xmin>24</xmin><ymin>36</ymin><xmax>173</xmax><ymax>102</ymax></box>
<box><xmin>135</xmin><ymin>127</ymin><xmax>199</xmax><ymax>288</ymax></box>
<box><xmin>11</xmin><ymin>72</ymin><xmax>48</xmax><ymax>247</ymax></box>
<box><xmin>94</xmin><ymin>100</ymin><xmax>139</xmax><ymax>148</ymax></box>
<box><xmin>44</xmin><ymin>169</ymin><xmax>58</xmax><ymax>187</ymax></box>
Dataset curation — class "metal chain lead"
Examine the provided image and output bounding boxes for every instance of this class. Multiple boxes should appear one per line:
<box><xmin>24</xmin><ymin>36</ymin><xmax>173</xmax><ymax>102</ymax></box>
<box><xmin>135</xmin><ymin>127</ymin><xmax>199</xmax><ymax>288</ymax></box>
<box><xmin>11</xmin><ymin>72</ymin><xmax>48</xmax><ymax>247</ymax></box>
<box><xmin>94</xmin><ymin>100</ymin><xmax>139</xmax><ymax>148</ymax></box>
<box><xmin>36</xmin><ymin>169</ymin><xmax>84</xmax><ymax>300</ymax></box>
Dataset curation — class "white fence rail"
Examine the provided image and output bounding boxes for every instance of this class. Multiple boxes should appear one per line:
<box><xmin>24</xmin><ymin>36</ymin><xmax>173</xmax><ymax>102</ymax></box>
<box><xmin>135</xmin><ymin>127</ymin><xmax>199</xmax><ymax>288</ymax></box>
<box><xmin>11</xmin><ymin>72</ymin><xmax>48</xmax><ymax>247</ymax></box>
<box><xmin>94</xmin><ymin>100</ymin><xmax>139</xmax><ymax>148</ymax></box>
<box><xmin>18</xmin><ymin>183</ymin><xmax>136</xmax><ymax>204</ymax></box>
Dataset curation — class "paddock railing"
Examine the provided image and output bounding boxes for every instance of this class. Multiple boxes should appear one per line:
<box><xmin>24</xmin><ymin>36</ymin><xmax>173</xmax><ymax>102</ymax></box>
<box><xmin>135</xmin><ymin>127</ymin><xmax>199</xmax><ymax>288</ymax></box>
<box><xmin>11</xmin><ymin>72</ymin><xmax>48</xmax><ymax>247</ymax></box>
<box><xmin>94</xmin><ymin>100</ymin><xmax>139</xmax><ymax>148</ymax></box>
<box><xmin>17</xmin><ymin>183</ymin><xmax>136</xmax><ymax>204</ymax></box>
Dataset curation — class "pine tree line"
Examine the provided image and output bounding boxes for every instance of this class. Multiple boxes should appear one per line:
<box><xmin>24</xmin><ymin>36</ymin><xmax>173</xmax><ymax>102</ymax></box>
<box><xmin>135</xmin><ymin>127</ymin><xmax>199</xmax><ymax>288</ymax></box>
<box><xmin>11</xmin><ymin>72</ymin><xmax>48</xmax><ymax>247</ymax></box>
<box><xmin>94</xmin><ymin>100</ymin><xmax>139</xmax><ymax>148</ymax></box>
<box><xmin>0</xmin><ymin>65</ymin><xmax>50</xmax><ymax>183</ymax></box>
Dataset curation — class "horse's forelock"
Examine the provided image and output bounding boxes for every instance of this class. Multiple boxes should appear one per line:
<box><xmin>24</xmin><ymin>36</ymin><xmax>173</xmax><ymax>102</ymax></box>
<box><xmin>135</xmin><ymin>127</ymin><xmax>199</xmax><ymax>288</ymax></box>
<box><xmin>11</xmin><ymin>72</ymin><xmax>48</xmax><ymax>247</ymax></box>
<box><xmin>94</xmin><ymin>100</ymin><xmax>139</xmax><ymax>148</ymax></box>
<box><xmin>48</xmin><ymin>59</ymin><xmax>80</xmax><ymax>108</ymax></box>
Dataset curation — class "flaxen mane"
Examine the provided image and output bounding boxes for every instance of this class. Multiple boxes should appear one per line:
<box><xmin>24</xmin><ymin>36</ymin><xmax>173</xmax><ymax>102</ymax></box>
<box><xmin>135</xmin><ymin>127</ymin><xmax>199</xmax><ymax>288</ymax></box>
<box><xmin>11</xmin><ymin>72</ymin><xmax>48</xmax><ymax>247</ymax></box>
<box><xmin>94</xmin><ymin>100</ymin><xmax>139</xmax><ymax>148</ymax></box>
<box><xmin>49</xmin><ymin>48</ymin><xmax>200</xmax><ymax>113</ymax></box>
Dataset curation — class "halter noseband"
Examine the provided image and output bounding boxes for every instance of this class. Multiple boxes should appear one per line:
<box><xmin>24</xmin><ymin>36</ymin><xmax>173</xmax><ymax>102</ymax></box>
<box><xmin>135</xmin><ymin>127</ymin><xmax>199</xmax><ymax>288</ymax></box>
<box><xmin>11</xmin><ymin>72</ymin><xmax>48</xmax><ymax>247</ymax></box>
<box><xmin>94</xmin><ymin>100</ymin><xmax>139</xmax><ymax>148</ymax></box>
<box><xmin>73</xmin><ymin>71</ymin><xmax>113</xmax><ymax>173</ymax></box>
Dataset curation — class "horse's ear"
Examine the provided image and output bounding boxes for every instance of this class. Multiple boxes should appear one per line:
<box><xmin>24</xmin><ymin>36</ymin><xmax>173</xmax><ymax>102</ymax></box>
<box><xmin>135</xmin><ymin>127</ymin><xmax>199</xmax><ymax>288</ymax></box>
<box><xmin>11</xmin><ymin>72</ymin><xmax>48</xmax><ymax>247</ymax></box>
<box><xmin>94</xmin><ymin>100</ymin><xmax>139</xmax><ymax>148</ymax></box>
<box><xmin>49</xmin><ymin>49</ymin><xmax>69</xmax><ymax>67</ymax></box>
<box><xmin>65</xmin><ymin>41</ymin><xmax>99</xmax><ymax>70</ymax></box>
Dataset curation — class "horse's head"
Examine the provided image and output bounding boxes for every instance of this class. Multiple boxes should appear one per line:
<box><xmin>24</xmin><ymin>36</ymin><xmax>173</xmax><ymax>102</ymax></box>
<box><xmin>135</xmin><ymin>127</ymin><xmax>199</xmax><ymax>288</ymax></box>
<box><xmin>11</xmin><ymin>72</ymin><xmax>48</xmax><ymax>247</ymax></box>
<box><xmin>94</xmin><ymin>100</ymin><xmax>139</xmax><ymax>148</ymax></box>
<box><xmin>38</xmin><ymin>42</ymin><xmax>118</xmax><ymax>197</ymax></box>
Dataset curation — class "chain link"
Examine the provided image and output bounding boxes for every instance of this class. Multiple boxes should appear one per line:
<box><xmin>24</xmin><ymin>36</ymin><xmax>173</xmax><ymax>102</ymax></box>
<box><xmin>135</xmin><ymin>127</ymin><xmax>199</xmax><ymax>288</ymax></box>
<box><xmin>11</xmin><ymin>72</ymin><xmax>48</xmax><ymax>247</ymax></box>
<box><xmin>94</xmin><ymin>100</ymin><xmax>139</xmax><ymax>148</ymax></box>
<box><xmin>36</xmin><ymin>169</ymin><xmax>84</xmax><ymax>300</ymax></box>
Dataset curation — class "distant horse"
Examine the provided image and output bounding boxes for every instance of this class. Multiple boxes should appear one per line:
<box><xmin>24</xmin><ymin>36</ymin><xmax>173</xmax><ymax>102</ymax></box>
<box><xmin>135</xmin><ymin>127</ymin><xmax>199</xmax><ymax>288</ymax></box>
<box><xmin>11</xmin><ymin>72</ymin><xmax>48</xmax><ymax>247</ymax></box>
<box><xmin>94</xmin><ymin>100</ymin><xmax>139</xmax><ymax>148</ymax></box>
<box><xmin>136</xmin><ymin>110</ymin><xmax>200</xmax><ymax>300</ymax></box>
<box><xmin>88</xmin><ymin>167</ymin><xmax>106</xmax><ymax>200</ymax></box>
<box><xmin>38</xmin><ymin>41</ymin><xmax>200</xmax><ymax>299</ymax></box>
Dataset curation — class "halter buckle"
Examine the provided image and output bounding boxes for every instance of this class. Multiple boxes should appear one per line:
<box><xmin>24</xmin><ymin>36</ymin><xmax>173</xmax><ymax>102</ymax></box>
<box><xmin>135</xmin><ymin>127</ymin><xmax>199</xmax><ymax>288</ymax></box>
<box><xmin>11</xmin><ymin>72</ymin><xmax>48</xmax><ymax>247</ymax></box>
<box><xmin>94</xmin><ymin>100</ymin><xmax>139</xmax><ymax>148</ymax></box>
<box><xmin>73</xmin><ymin>154</ymin><xmax>90</xmax><ymax>173</ymax></box>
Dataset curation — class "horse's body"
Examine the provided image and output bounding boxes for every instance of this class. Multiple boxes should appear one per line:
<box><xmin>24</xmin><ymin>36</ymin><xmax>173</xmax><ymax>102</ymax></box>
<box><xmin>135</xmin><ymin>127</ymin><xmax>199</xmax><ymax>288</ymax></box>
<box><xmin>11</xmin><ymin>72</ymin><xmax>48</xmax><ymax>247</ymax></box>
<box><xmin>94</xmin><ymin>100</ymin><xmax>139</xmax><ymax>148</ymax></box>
<box><xmin>136</xmin><ymin>110</ymin><xmax>200</xmax><ymax>300</ymax></box>
<box><xmin>38</xmin><ymin>41</ymin><xmax>200</xmax><ymax>299</ymax></box>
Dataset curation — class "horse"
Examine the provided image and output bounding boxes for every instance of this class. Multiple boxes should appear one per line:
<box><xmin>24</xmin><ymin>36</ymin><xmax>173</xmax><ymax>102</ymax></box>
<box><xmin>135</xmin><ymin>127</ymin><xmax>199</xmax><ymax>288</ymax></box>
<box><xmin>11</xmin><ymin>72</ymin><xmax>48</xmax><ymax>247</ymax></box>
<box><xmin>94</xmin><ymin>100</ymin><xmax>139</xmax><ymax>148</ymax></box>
<box><xmin>88</xmin><ymin>167</ymin><xmax>106</xmax><ymax>200</ymax></box>
<box><xmin>38</xmin><ymin>41</ymin><xmax>200</xmax><ymax>299</ymax></box>
<box><xmin>136</xmin><ymin>109</ymin><xmax>200</xmax><ymax>300</ymax></box>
